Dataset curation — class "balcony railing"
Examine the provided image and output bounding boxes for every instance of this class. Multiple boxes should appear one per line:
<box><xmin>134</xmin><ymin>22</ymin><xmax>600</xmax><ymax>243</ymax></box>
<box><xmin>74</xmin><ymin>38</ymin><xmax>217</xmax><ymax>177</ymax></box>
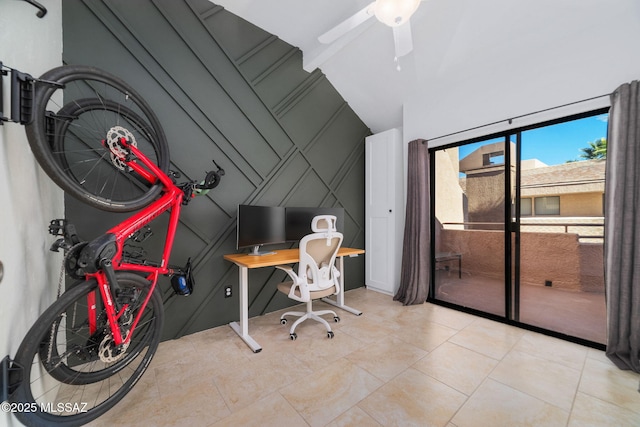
<box><xmin>442</xmin><ymin>221</ymin><xmax>604</xmax><ymax>242</ymax></box>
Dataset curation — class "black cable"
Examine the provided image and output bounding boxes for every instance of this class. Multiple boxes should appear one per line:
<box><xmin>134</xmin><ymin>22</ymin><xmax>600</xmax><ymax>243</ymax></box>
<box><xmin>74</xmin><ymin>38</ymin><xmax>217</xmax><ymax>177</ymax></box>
<box><xmin>424</xmin><ymin>93</ymin><xmax>610</xmax><ymax>143</ymax></box>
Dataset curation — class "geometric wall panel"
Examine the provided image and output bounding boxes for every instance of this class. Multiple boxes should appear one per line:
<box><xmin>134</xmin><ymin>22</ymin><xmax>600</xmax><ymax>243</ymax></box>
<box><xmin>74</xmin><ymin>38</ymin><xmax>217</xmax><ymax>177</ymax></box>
<box><xmin>62</xmin><ymin>0</ymin><xmax>369</xmax><ymax>339</ymax></box>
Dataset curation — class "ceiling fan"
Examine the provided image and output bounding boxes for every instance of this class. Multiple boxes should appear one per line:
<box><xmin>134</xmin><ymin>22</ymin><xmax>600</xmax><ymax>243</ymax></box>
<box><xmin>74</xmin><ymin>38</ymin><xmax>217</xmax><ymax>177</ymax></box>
<box><xmin>317</xmin><ymin>0</ymin><xmax>423</xmax><ymax>68</ymax></box>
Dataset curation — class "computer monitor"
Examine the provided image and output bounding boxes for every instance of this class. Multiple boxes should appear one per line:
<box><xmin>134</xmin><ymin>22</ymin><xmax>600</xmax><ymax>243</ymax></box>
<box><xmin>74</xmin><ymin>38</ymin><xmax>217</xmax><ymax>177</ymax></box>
<box><xmin>285</xmin><ymin>207</ymin><xmax>345</xmax><ymax>242</ymax></box>
<box><xmin>237</xmin><ymin>205</ymin><xmax>286</xmax><ymax>255</ymax></box>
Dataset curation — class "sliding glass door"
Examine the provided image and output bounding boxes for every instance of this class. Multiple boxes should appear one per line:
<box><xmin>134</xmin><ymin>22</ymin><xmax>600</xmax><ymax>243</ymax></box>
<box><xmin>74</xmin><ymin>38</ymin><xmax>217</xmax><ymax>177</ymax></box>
<box><xmin>431</xmin><ymin>111</ymin><xmax>608</xmax><ymax>346</ymax></box>
<box><xmin>432</xmin><ymin>137</ymin><xmax>509</xmax><ymax>317</ymax></box>
<box><xmin>515</xmin><ymin>116</ymin><xmax>607</xmax><ymax>343</ymax></box>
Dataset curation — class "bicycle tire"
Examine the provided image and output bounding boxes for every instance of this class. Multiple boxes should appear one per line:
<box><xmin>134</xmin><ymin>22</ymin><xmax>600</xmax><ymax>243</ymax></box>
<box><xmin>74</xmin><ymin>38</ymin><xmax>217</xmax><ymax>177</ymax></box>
<box><xmin>10</xmin><ymin>272</ymin><xmax>164</xmax><ymax>427</ymax></box>
<box><xmin>25</xmin><ymin>65</ymin><xmax>170</xmax><ymax>212</ymax></box>
<box><xmin>37</xmin><ymin>273</ymin><xmax>160</xmax><ymax>385</ymax></box>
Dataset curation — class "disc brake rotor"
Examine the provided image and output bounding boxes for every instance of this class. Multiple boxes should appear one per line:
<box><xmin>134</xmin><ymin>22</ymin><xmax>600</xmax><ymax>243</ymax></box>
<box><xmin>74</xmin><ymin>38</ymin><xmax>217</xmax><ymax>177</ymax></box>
<box><xmin>98</xmin><ymin>334</ymin><xmax>130</xmax><ymax>363</ymax></box>
<box><xmin>97</xmin><ymin>308</ymin><xmax>133</xmax><ymax>363</ymax></box>
<box><xmin>106</xmin><ymin>126</ymin><xmax>137</xmax><ymax>171</ymax></box>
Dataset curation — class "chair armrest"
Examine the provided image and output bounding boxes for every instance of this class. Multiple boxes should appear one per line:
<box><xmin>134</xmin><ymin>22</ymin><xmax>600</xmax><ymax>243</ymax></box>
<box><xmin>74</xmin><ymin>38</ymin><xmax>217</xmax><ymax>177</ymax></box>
<box><xmin>331</xmin><ymin>265</ymin><xmax>341</xmax><ymax>293</ymax></box>
<box><xmin>275</xmin><ymin>264</ymin><xmax>295</xmax><ymax>278</ymax></box>
<box><xmin>275</xmin><ymin>265</ymin><xmax>309</xmax><ymax>302</ymax></box>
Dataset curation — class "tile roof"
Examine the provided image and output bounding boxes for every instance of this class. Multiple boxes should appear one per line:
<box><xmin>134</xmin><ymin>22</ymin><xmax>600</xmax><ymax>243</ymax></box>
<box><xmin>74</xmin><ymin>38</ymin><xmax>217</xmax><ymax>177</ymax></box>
<box><xmin>458</xmin><ymin>159</ymin><xmax>605</xmax><ymax>195</ymax></box>
<box><xmin>520</xmin><ymin>159</ymin><xmax>605</xmax><ymax>196</ymax></box>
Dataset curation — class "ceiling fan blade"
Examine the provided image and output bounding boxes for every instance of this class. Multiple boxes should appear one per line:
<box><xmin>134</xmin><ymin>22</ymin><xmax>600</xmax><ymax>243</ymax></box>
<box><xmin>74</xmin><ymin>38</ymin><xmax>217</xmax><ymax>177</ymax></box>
<box><xmin>318</xmin><ymin>1</ymin><xmax>376</xmax><ymax>44</ymax></box>
<box><xmin>393</xmin><ymin>20</ymin><xmax>413</xmax><ymax>58</ymax></box>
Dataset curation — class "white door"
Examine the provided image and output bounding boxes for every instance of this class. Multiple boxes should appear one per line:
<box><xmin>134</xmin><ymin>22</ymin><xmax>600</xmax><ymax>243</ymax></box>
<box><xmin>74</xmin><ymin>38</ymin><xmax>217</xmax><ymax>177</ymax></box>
<box><xmin>365</xmin><ymin>129</ymin><xmax>401</xmax><ymax>294</ymax></box>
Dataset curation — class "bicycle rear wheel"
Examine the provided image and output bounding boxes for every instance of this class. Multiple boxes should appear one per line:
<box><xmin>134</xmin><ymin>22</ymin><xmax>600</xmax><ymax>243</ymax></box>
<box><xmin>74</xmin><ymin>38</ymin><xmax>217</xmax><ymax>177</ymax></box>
<box><xmin>25</xmin><ymin>65</ymin><xmax>169</xmax><ymax>212</ymax></box>
<box><xmin>10</xmin><ymin>272</ymin><xmax>163</xmax><ymax>427</ymax></box>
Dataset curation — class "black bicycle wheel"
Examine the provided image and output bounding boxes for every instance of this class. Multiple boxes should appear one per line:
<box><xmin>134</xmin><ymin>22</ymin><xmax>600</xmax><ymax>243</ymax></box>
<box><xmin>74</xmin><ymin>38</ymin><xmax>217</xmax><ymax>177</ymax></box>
<box><xmin>25</xmin><ymin>65</ymin><xmax>169</xmax><ymax>212</ymax></box>
<box><xmin>37</xmin><ymin>273</ymin><xmax>160</xmax><ymax>385</ymax></box>
<box><xmin>10</xmin><ymin>272</ymin><xmax>163</xmax><ymax>427</ymax></box>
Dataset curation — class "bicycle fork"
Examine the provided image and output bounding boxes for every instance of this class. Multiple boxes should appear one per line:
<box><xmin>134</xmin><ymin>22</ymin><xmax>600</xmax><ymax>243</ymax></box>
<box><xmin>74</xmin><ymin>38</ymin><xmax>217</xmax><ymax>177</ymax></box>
<box><xmin>90</xmin><ymin>268</ymin><xmax>159</xmax><ymax>348</ymax></box>
<box><xmin>77</xmin><ymin>238</ymin><xmax>156</xmax><ymax>349</ymax></box>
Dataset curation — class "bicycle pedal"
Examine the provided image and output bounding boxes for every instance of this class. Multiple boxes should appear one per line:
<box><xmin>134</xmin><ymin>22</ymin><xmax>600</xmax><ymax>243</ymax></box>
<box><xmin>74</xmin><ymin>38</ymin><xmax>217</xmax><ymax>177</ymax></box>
<box><xmin>48</xmin><ymin>219</ymin><xmax>81</xmax><ymax>245</ymax></box>
<box><xmin>122</xmin><ymin>245</ymin><xmax>147</xmax><ymax>259</ymax></box>
<box><xmin>48</xmin><ymin>219</ymin><xmax>66</xmax><ymax>236</ymax></box>
<box><xmin>130</xmin><ymin>225</ymin><xmax>153</xmax><ymax>243</ymax></box>
<box><xmin>116</xmin><ymin>287</ymin><xmax>138</xmax><ymax>306</ymax></box>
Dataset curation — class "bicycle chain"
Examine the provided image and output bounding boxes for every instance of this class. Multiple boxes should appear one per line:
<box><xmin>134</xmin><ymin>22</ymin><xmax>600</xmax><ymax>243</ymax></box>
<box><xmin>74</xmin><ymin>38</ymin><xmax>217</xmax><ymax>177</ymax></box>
<box><xmin>56</xmin><ymin>250</ymin><xmax>66</xmax><ymax>299</ymax></box>
<box><xmin>48</xmin><ymin>241</ymin><xmax>85</xmax><ymax>362</ymax></box>
<box><xmin>45</xmin><ymin>249</ymin><xmax>70</xmax><ymax>369</ymax></box>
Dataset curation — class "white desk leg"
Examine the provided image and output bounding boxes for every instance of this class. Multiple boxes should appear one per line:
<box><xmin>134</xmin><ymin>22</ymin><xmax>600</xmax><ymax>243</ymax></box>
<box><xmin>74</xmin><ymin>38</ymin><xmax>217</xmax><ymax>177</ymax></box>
<box><xmin>321</xmin><ymin>255</ymin><xmax>362</xmax><ymax>316</ymax></box>
<box><xmin>229</xmin><ymin>265</ymin><xmax>262</xmax><ymax>353</ymax></box>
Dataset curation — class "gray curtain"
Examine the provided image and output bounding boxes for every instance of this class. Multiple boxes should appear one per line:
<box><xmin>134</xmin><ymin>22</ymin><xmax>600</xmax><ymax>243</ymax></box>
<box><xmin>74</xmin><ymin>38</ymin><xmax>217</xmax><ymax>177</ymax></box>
<box><xmin>605</xmin><ymin>80</ymin><xmax>640</xmax><ymax>372</ymax></box>
<box><xmin>394</xmin><ymin>139</ymin><xmax>430</xmax><ymax>305</ymax></box>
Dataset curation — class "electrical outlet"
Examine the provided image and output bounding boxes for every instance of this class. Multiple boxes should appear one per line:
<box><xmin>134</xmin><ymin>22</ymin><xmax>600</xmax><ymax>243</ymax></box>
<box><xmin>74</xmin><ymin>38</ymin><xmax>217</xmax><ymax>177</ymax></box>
<box><xmin>224</xmin><ymin>286</ymin><xmax>232</xmax><ymax>298</ymax></box>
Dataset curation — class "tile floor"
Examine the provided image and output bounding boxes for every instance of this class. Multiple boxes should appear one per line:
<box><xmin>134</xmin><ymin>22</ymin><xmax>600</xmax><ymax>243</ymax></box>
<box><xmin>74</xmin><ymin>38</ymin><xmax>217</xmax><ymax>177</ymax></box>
<box><xmin>90</xmin><ymin>288</ymin><xmax>640</xmax><ymax>427</ymax></box>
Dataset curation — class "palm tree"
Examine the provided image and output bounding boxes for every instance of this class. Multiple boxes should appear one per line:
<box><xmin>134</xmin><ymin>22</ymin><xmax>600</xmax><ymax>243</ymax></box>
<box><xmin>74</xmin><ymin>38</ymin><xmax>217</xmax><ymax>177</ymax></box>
<box><xmin>579</xmin><ymin>137</ymin><xmax>607</xmax><ymax>160</ymax></box>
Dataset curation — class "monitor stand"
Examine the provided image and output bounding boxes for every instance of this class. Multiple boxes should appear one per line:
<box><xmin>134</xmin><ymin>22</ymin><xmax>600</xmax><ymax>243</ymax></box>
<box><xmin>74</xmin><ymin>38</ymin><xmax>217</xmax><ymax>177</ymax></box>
<box><xmin>248</xmin><ymin>245</ymin><xmax>275</xmax><ymax>256</ymax></box>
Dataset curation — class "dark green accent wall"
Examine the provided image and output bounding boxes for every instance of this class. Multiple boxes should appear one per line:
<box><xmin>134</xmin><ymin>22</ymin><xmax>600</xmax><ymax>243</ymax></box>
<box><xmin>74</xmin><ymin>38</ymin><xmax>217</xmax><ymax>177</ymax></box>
<box><xmin>62</xmin><ymin>0</ymin><xmax>369</xmax><ymax>340</ymax></box>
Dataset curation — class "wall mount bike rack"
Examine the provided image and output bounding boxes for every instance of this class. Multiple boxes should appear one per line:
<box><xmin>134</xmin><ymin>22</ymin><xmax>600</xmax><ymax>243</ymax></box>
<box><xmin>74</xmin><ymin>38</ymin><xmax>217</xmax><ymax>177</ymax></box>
<box><xmin>0</xmin><ymin>61</ymin><xmax>35</xmax><ymax>126</ymax></box>
<box><xmin>0</xmin><ymin>355</ymin><xmax>22</xmax><ymax>403</ymax></box>
<box><xmin>0</xmin><ymin>356</ymin><xmax>9</xmax><ymax>402</ymax></box>
<box><xmin>20</xmin><ymin>0</ymin><xmax>47</xmax><ymax>18</ymax></box>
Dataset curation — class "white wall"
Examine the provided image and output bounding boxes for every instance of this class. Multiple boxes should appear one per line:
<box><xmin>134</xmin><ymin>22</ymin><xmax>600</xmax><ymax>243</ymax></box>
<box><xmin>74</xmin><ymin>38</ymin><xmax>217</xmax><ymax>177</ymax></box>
<box><xmin>404</xmin><ymin>0</ymin><xmax>640</xmax><ymax>147</ymax></box>
<box><xmin>0</xmin><ymin>2</ymin><xmax>63</xmax><ymax>424</ymax></box>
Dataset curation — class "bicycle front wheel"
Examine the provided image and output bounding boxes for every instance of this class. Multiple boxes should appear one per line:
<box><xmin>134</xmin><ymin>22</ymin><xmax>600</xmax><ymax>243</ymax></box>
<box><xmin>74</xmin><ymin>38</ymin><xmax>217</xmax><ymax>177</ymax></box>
<box><xmin>10</xmin><ymin>272</ymin><xmax>164</xmax><ymax>427</ymax></box>
<box><xmin>25</xmin><ymin>65</ymin><xmax>170</xmax><ymax>212</ymax></box>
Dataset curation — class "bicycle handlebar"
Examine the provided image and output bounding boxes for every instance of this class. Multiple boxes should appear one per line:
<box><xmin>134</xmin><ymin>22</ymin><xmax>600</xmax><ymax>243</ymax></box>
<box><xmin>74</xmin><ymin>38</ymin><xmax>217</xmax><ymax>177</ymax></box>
<box><xmin>195</xmin><ymin>160</ymin><xmax>225</xmax><ymax>190</ymax></box>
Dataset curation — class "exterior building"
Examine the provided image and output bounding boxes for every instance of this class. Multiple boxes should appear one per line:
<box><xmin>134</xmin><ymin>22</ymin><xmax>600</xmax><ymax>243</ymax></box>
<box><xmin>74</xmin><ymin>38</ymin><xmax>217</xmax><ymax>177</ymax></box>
<box><xmin>449</xmin><ymin>144</ymin><xmax>605</xmax><ymax>293</ymax></box>
<box><xmin>520</xmin><ymin>158</ymin><xmax>605</xmax><ymax>217</ymax></box>
<box><xmin>459</xmin><ymin>143</ymin><xmax>605</xmax><ymax>240</ymax></box>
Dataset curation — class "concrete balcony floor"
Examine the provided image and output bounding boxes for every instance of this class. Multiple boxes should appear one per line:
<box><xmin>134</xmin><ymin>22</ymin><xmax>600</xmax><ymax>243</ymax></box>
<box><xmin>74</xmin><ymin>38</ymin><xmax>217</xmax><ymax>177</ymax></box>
<box><xmin>435</xmin><ymin>271</ymin><xmax>606</xmax><ymax>344</ymax></box>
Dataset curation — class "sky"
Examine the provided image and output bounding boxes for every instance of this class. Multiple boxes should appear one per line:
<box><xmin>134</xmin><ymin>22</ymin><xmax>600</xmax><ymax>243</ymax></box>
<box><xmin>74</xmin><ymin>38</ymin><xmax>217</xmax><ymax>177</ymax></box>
<box><xmin>459</xmin><ymin>114</ymin><xmax>609</xmax><ymax>166</ymax></box>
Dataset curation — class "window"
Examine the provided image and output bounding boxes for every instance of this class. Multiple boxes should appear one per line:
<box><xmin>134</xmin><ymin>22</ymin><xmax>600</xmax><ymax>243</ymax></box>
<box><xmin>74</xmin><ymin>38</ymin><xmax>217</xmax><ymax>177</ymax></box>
<box><xmin>534</xmin><ymin>196</ymin><xmax>560</xmax><ymax>215</ymax></box>
<box><xmin>521</xmin><ymin>198</ymin><xmax>532</xmax><ymax>216</ymax></box>
<box><xmin>482</xmin><ymin>151</ymin><xmax>505</xmax><ymax>166</ymax></box>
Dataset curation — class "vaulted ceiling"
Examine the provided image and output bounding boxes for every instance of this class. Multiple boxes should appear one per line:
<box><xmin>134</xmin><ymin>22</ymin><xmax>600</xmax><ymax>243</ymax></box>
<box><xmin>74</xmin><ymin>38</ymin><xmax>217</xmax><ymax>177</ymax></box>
<box><xmin>214</xmin><ymin>0</ymin><xmax>427</xmax><ymax>133</ymax></box>
<box><xmin>213</xmin><ymin>0</ymin><xmax>640</xmax><ymax>137</ymax></box>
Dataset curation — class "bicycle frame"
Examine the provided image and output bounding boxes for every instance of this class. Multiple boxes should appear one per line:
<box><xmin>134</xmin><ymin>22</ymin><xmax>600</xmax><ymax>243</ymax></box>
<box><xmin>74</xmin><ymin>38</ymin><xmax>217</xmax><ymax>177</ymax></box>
<box><xmin>84</xmin><ymin>138</ymin><xmax>185</xmax><ymax>348</ymax></box>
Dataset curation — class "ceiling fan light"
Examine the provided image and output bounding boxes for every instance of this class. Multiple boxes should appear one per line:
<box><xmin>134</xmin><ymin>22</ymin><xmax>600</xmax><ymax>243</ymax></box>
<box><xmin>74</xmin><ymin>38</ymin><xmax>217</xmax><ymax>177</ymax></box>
<box><xmin>374</xmin><ymin>0</ymin><xmax>420</xmax><ymax>27</ymax></box>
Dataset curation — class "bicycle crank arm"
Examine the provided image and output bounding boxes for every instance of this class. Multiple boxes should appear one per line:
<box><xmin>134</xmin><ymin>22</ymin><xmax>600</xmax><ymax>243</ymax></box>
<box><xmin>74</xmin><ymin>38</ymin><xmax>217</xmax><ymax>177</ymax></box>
<box><xmin>77</xmin><ymin>233</ymin><xmax>118</xmax><ymax>273</ymax></box>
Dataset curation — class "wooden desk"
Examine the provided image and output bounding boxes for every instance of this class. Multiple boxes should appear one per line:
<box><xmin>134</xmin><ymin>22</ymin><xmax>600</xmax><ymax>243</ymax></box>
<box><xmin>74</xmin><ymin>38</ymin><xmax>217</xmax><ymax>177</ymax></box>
<box><xmin>224</xmin><ymin>247</ymin><xmax>365</xmax><ymax>352</ymax></box>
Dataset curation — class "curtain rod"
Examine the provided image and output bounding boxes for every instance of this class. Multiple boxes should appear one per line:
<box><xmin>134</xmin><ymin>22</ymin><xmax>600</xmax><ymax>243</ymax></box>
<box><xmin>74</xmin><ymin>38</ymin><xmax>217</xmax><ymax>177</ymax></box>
<box><xmin>424</xmin><ymin>93</ymin><xmax>610</xmax><ymax>143</ymax></box>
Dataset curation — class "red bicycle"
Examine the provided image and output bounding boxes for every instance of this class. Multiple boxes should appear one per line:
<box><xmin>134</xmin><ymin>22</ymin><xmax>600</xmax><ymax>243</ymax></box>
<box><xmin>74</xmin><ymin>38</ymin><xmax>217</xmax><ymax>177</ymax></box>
<box><xmin>6</xmin><ymin>65</ymin><xmax>223</xmax><ymax>426</ymax></box>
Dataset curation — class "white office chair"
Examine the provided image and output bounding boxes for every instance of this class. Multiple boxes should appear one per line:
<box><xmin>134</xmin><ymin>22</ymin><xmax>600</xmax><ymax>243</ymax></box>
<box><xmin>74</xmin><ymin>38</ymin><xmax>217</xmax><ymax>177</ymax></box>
<box><xmin>276</xmin><ymin>215</ymin><xmax>343</xmax><ymax>340</ymax></box>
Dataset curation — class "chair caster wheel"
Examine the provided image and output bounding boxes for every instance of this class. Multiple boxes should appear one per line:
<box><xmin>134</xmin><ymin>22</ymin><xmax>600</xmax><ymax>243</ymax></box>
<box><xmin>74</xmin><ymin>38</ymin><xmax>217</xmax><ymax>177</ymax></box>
<box><xmin>327</xmin><ymin>331</ymin><xmax>334</xmax><ymax>339</ymax></box>
<box><xmin>289</xmin><ymin>333</ymin><xmax>297</xmax><ymax>340</ymax></box>
<box><xmin>334</xmin><ymin>316</ymin><xmax>340</xmax><ymax>323</ymax></box>
<box><xmin>280</xmin><ymin>318</ymin><xmax>287</xmax><ymax>325</ymax></box>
